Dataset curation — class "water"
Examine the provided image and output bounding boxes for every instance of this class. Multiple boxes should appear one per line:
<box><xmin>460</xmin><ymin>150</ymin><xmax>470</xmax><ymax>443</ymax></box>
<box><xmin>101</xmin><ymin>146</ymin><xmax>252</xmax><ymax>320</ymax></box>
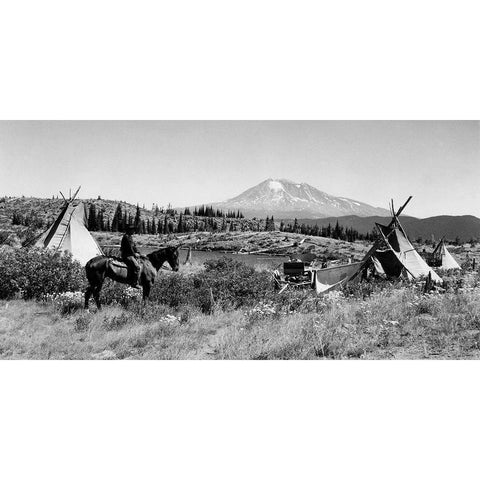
<box><xmin>182</xmin><ymin>249</ymin><xmax>288</xmax><ymax>269</ymax></box>
<box><xmin>139</xmin><ymin>247</ymin><xmax>288</xmax><ymax>270</ymax></box>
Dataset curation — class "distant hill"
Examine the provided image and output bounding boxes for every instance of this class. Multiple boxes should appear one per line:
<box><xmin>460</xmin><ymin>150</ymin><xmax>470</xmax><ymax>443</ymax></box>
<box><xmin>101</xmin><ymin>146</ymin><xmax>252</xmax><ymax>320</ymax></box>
<box><xmin>293</xmin><ymin>215</ymin><xmax>480</xmax><ymax>243</ymax></box>
<box><xmin>2</xmin><ymin>196</ymin><xmax>479</xmax><ymax>244</ymax></box>
<box><xmin>0</xmin><ymin>196</ymin><xmax>261</xmax><ymax>236</ymax></box>
<box><xmin>0</xmin><ymin>196</ymin><xmax>152</xmax><ymax>229</ymax></box>
<box><xmin>202</xmin><ymin>178</ymin><xmax>390</xmax><ymax>218</ymax></box>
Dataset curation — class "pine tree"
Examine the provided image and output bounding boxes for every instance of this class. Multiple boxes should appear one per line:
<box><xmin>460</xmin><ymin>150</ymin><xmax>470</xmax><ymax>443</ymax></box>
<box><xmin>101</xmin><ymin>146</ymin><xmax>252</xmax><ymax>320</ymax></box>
<box><xmin>111</xmin><ymin>204</ymin><xmax>122</xmax><ymax>231</ymax></box>
<box><xmin>134</xmin><ymin>204</ymin><xmax>141</xmax><ymax>233</ymax></box>
<box><xmin>177</xmin><ymin>214</ymin><xmax>182</xmax><ymax>233</ymax></box>
<box><xmin>97</xmin><ymin>210</ymin><xmax>104</xmax><ymax>231</ymax></box>
<box><xmin>268</xmin><ymin>216</ymin><xmax>275</xmax><ymax>231</ymax></box>
<box><xmin>293</xmin><ymin>218</ymin><xmax>299</xmax><ymax>233</ymax></box>
<box><xmin>87</xmin><ymin>204</ymin><xmax>97</xmax><ymax>231</ymax></box>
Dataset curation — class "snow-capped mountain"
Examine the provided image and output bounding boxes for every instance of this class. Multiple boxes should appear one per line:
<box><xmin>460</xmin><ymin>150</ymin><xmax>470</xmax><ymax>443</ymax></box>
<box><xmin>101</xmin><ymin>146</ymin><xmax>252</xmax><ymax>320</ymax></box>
<box><xmin>211</xmin><ymin>179</ymin><xmax>390</xmax><ymax>218</ymax></box>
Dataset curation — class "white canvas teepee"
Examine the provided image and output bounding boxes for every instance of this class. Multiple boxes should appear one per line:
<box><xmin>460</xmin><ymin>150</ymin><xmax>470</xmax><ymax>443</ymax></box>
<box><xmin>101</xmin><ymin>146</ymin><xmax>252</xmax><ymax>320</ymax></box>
<box><xmin>433</xmin><ymin>240</ymin><xmax>461</xmax><ymax>270</ymax></box>
<box><xmin>374</xmin><ymin>221</ymin><xmax>442</xmax><ymax>283</ymax></box>
<box><xmin>34</xmin><ymin>198</ymin><xmax>103</xmax><ymax>266</ymax></box>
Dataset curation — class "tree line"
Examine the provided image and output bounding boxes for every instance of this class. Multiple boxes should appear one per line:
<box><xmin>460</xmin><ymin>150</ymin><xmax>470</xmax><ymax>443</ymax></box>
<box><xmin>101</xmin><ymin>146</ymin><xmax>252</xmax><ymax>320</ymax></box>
<box><xmin>279</xmin><ymin>219</ymin><xmax>378</xmax><ymax>242</ymax></box>
<box><xmin>86</xmin><ymin>203</ymin><xmax>246</xmax><ymax>234</ymax></box>
<box><xmin>11</xmin><ymin>211</ymin><xmax>45</xmax><ymax>229</ymax></box>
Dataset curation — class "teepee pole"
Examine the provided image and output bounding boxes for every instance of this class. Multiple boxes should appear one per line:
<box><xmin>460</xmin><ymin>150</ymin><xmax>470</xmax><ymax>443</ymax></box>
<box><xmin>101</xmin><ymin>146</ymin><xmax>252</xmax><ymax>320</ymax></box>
<box><xmin>183</xmin><ymin>247</ymin><xmax>193</xmax><ymax>265</ymax></box>
<box><xmin>71</xmin><ymin>186</ymin><xmax>81</xmax><ymax>202</ymax></box>
<box><xmin>346</xmin><ymin>196</ymin><xmax>413</xmax><ymax>282</ymax></box>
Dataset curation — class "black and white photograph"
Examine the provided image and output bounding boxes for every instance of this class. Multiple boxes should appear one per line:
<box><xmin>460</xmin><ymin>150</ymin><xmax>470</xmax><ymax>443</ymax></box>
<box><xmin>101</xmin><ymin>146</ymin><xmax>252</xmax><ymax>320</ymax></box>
<box><xmin>1</xmin><ymin>120</ymin><xmax>479</xmax><ymax>359</ymax></box>
<box><xmin>2</xmin><ymin>1</ymin><xmax>480</xmax><ymax>479</ymax></box>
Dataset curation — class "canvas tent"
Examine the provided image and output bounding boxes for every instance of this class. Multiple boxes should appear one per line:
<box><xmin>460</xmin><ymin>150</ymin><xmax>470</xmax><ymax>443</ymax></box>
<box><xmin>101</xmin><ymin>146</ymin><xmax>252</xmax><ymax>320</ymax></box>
<box><xmin>309</xmin><ymin>196</ymin><xmax>442</xmax><ymax>294</ymax></box>
<box><xmin>314</xmin><ymin>262</ymin><xmax>363</xmax><ymax>294</ymax></box>
<box><xmin>372</xmin><ymin>221</ymin><xmax>442</xmax><ymax>283</ymax></box>
<box><xmin>429</xmin><ymin>239</ymin><xmax>461</xmax><ymax>270</ymax></box>
<box><xmin>34</xmin><ymin>195</ymin><xmax>103</xmax><ymax>266</ymax></box>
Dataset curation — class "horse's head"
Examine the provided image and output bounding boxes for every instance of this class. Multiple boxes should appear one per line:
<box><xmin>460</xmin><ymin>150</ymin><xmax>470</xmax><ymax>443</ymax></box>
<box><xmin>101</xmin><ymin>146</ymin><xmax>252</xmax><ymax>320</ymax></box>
<box><xmin>147</xmin><ymin>246</ymin><xmax>180</xmax><ymax>272</ymax></box>
<box><xmin>166</xmin><ymin>246</ymin><xmax>180</xmax><ymax>272</ymax></box>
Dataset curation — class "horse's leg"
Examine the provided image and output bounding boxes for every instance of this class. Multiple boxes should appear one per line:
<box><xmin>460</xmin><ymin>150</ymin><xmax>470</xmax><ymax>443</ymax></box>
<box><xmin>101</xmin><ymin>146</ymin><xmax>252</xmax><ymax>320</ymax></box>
<box><xmin>142</xmin><ymin>283</ymin><xmax>151</xmax><ymax>302</ymax></box>
<box><xmin>93</xmin><ymin>281</ymin><xmax>104</xmax><ymax>310</ymax></box>
<box><xmin>84</xmin><ymin>285</ymin><xmax>93</xmax><ymax>309</ymax></box>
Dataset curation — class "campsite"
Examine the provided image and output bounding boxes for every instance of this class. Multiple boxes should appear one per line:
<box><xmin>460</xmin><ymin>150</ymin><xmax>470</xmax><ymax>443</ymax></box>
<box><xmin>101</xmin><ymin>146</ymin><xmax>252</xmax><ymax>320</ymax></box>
<box><xmin>1</xmin><ymin>191</ymin><xmax>479</xmax><ymax>360</ymax></box>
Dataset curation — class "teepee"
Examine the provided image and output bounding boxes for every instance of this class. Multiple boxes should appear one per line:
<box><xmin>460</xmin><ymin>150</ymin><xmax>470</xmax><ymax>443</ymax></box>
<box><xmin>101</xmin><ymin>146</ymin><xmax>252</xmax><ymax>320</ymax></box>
<box><xmin>373</xmin><ymin>221</ymin><xmax>442</xmax><ymax>283</ymax></box>
<box><xmin>34</xmin><ymin>188</ymin><xmax>103</xmax><ymax>265</ymax></box>
<box><xmin>430</xmin><ymin>239</ymin><xmax>461</xmax><ymax>270</ymax></box>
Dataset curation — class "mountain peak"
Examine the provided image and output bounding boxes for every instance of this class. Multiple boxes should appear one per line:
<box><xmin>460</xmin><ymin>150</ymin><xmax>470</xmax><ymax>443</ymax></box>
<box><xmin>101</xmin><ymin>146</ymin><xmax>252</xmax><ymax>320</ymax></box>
<box><xmin>212</xmin><ymin>179</ymin><xmax>390</xmax><ymax>219</ymax></box>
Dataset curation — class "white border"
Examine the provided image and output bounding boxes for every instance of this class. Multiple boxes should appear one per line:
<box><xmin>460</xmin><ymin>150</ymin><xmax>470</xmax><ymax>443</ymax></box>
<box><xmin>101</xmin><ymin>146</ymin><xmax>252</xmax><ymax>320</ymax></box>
<box><xmin>1</xmin><ymin>1</ymin><xmax>480</xmax><ymax>479</ymax></box>
<box><xmin>1</xmin><ymin>1</ymin><xmax>479</xmax><ymax>119</ymax></box>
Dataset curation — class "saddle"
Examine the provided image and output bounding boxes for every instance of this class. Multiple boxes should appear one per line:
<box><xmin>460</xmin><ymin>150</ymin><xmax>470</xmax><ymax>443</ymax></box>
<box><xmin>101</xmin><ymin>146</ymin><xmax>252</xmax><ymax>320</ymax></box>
<box><xmin>107</xmin><ymin>255</ymin><xmax>147</xmax><ymax>270</ymax></box>
<box><xmin>109</xmin><ymin>258</ymin><xmax>128</xmax><ymax>269</ymax></box>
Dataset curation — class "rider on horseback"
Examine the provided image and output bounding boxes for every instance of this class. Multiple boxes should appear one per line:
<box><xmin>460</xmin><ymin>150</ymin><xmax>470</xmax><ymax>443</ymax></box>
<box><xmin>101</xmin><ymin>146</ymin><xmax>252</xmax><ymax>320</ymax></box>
<box><xmin>121</xmin><ymin>224</ymin><xmax>141</xmax><ymax>289</ymax></box>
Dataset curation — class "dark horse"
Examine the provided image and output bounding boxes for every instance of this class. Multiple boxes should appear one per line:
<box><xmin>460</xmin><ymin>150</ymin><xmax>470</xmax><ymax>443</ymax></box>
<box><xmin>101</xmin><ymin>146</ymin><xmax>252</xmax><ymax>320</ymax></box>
<box><xmin>84</xmin><ymin>246</ymin><xmax>180</xmax><ymax>309</ymax></box>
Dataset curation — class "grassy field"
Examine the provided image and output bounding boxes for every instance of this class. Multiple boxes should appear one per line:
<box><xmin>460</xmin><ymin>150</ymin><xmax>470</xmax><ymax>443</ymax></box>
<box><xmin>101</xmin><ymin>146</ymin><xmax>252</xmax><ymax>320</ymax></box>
<box><xmin>1</xmin><ymin>270</ymin><xmax>480</xmax><ymax>360</ymax></box>
<box><xmin>2</xmin><ymin>230</ymin><xmax>480</xmax><ymax>360</ymax></box>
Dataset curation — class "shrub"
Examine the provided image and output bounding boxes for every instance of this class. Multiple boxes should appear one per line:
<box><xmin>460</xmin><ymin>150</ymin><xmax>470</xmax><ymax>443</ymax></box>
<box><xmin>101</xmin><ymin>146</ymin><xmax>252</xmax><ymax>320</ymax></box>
<box><xmin>45</xmin><ymin>291</ymin><xmax>84</xmax><ymax>314</ymax></box>
<box><xmin>0</xmin><ymin>247</ymin><xmax>86</xmax><ymax>300</ymax></box>
<box><xmin>149</xmin><ymin>257</ymin><xmax>273</xmax><ymax>313</ymax></box>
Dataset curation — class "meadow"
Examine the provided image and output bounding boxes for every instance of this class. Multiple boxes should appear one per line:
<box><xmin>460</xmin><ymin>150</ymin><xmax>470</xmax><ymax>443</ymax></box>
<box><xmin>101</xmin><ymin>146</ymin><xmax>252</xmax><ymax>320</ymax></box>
<box><xmin>1</xmin><ymin>244</ymin><xmax>480</xmax><ymax>360</ymax></box>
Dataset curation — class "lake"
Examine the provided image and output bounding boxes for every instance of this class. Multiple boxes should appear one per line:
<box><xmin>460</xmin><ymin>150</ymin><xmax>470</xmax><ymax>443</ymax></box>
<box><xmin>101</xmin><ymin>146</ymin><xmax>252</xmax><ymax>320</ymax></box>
<box><xmin>139</xmin><ymin>247</ymin><xmax>289</xmax><ymax>270</ymax></box>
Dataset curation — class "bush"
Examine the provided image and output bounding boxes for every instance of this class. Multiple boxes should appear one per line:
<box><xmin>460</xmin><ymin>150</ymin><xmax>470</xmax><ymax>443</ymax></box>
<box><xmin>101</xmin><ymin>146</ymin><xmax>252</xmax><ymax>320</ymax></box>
<box><xmin>45</xmin><ymin>291</ymin><xmax>85</xmax><ymax>314</ymax></box>
<box><xmin>149</xmin><ymin>257</ymin><xmax>272</xmax><ymax>313</ymax></box>
<box><xmin>0</xmin><ymin>247</ymin><xmax>86</xmax><ymax>300</ymax></box>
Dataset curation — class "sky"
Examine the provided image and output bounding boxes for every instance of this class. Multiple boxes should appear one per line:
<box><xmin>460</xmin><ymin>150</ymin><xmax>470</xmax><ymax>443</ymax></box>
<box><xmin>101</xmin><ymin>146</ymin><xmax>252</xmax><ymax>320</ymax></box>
<box><xmin>0</xmin><ymin>121</ymin><xmax>479</xmax><ymax>218</ymax></box>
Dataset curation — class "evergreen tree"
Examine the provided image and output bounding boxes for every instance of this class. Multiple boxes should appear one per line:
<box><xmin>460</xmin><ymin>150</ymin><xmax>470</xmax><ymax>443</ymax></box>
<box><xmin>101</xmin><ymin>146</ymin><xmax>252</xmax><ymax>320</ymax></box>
<box><xmin>97</xmin><ymin>210</ymin><xmax>104</xmax><ymax>231</ymax></box>
<box><xmin>134</xmin><ymin>204</ymin><xmax>141</xmax><ymax>233</ymax></box>
<box><xmin>12</xmin><ymin>212</ymin><xmax>21</xmax><ymax>225</ymax></box>
<box><xmin>293</xmin><ymin>218</ymin><xmax>299</xmax><ymax>233</ymax></box>
<box><xmin>87</xmin><ymin>204</ymin><xmax>97</xmax><ymax>231</ymax></box>
<box><xmin>111</xmin><ymin>204</ymin><xmax>123</xmax><ymax>231</ymax></box>
<box><xmin>178</xmin><ymin>214</ymin><xmax>184</xmax><ymax>233</ymax></box>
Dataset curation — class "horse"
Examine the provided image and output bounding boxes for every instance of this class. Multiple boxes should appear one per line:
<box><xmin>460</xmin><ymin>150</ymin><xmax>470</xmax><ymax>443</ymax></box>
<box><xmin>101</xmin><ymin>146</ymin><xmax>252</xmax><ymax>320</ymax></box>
<box><xmin>84</xmin><ymin>246</ymin><xmax>180</xmax><ymax>309</ymax></box>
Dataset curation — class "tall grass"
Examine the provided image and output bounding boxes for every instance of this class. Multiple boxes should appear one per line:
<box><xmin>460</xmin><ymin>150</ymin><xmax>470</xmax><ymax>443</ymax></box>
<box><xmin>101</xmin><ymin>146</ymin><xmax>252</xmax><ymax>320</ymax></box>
<box><xmin>1</xmin><ymin>248</ymin><xmax>480</xmax><ymax>359</ymax></box>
